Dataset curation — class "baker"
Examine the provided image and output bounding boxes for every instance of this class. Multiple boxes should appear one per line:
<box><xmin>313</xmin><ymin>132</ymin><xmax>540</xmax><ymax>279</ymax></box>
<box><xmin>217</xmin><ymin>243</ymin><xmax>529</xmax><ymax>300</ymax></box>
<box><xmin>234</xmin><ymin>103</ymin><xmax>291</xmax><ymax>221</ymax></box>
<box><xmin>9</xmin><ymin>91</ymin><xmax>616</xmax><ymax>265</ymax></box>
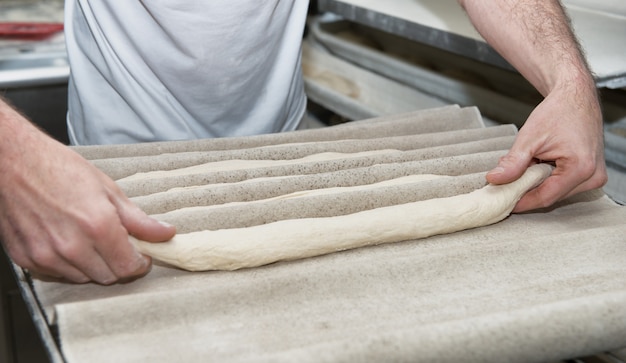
<box><xmin>0</xmin><ymin>0</ymin><xmax>607</xmax><ymax>284</ymax></box>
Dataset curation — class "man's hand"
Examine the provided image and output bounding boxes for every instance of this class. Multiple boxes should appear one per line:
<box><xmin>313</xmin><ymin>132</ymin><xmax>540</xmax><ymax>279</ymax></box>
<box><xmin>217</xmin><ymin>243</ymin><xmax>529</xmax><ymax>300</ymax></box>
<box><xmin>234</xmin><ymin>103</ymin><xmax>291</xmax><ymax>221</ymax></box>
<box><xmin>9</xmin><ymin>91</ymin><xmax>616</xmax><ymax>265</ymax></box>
<box><xmin>459</xmin><ymin>0</ymin><xmax>607</xmax><ymax>212</ymax></box>
<box><xmin>0</xmin><ymin>103</ymin><xmax>176</xmax><ymax>284</ymax></box>
<box><xmin>486</xmin><ymin>78</ymin><xmax>607</xmax><ymax>212</ymax></box>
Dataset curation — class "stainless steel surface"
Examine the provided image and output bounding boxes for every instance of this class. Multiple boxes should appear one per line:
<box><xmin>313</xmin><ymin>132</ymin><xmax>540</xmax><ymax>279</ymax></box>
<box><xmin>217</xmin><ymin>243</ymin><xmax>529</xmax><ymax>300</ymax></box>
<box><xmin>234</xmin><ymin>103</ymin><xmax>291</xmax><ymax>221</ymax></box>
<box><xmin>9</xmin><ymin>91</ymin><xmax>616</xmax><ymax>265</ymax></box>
<box><xmin>11</xmin><ymin>263</ymin><xmax>63</xmax><ymax>363</ymax></box>
<box><xmin>308</xmin><ymin>16</ymin><xmax>535</xmax><ymax>126</ymax></box>
<box><xmin>317</xmin><ymin>0</ymin><xmax>626</xmax><ymax>89</ymax></box>
<box><xmin>0</xmin><ymin>52</ymin><xmax>68</xmax><ymax>87</ymax></box>
<box><xmin>317</xmin><ymin>0</ymin><xmax>513</xmax><ymax>71</ymax></box>
<box><xmin>302</xmin><ymin>41</ymin><xmax>448</xmax><ymax>121</ymax></box>
<box><xmin>0</xmin><ymin>0</ymin><xmax>68</xmax><ymax>88</ymax></box>
<box><xmin>1</xmin><ymin>248</ymin><xmax>52</xmax><ymax>363</ymax></box>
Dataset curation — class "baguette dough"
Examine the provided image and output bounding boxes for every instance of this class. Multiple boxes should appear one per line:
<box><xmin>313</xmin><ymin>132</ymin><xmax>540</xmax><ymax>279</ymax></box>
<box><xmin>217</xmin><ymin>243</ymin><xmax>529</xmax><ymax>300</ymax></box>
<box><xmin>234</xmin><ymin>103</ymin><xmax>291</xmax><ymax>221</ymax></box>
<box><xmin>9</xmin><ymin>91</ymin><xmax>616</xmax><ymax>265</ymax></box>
<box><xmin>119</xmin><ymin>150</ymin><xmax>399</xmax><ymax>181</ymax></box>
<box><xmin>132</xmin><ymin>164</ymin><xmax>553</xmax><ymax>271</ymax></box>
<box><xmin>160</xmin><ymin>174</ymin><xmax>445</xmax><ymax>214</ymax></box>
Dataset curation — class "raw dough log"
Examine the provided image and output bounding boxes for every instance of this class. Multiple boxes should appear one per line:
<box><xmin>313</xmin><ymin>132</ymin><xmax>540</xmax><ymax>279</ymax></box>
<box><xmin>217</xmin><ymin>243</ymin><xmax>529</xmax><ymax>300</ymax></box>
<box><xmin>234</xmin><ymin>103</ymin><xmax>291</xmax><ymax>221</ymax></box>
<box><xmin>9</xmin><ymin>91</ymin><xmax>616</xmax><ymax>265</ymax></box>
<box><xmin>132</xmin><ymin>164</ymin><xmax>552</xmax><ymax>272</ymax></box>
<box><xmin>131</xmin><ymin>151</ymin><xmax>505</xmax><ymax>215</ymax></box>
<box><xmin>152</xmin><ymin>173</ymin><xmax>488</xmax><ymax>233</ymax></box>
<box><xmin>118</xmin><ymin>137</ymin><xmax>514</xmax><ymax>197</ymax></box>
<box><xmin>94</xmin><ymin>125</ymin><xmax>516</xmax><ymax>180</ymax></box>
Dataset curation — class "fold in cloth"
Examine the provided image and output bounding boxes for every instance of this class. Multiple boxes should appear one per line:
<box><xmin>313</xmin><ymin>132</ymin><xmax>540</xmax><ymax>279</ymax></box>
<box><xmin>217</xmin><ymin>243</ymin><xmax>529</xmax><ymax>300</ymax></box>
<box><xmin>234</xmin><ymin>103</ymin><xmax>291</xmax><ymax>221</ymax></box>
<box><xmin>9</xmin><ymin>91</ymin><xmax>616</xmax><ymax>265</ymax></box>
<box><xmin>72</xmin><ymin>105</ymin><xmax>480</xmax><ymax>160</ymax></box>
<box><xmin>29</xmin><ymin>106</ymin><xmax>626</xmax><ymax>362</ymax></box>
<box><xmin>39</xmin><ymin>191</ymin><xmax>626</xmax><ymax>363</ymax></box>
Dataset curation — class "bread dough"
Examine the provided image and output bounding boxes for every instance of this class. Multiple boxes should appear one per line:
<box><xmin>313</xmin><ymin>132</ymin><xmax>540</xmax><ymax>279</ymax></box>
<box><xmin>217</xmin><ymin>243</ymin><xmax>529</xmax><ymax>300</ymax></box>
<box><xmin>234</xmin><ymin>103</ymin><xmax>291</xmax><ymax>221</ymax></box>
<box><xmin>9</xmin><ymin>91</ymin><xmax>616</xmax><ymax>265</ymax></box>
<box><xmin>119</xmin><ymin>150</ymin><xmax>399</xmax><ymax>181</ymax></box>
<box><xmin>132</xmin><ymin>164</ymin><xmax>552</xmax><ymax>271</ymax></box>
<box><xmin>160</xmin><ymin>173</ymin><xmax>446</xmax><ymax>214</ymax></box>
<box><xmin>150</xmin><ymin>173</ymin><xmax>456</xmax><ymax>232</ymax></box>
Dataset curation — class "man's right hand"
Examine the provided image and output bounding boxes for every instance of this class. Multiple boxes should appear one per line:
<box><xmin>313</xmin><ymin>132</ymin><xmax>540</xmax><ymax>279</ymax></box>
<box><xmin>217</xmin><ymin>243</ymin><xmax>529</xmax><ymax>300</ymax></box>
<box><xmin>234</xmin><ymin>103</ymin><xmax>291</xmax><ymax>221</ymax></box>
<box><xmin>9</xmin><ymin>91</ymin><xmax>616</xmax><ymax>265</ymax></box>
<box><xmin>0</xmin><ymin>102</ymin><xmax>175</xmax><ymax>284</ymax></box>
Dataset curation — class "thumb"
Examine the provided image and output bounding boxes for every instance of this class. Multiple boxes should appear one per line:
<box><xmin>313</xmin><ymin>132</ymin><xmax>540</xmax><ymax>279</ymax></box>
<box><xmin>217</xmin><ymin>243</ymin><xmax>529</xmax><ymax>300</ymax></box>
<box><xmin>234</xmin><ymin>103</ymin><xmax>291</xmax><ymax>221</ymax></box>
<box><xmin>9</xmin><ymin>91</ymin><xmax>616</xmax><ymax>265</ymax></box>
<box><xmin>117</xmin><ymin>198</ymin><xmax>176</xmax><ymax>242</ymax></box>
<box><xmin>487</xmin><ymin>149</ymin><xmax>534</xmax><ymax>185</ymax></box>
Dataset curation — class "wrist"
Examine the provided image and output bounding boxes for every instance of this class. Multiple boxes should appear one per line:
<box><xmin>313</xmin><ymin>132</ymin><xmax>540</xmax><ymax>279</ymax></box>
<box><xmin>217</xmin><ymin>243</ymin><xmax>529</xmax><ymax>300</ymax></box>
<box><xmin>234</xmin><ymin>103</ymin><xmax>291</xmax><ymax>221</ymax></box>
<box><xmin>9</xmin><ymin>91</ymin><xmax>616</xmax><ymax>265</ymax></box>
<box><xmin>544</xmin><ymin>59</ymin><xmax>599</xmax><ymax>108</ymax></box>
<box><xmin>553</xmin><ymin>61</ymin><xmax>597</xmax><ymax>91</ymax></box>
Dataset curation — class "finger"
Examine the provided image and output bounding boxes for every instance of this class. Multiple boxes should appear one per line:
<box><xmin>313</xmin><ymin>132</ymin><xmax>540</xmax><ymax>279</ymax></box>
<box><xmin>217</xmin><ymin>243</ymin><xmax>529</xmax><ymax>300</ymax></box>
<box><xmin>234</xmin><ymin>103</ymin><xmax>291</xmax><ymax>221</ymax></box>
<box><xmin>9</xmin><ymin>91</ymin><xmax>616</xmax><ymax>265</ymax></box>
<box><xmin>71</xmin><ymin>181</ymin><xmax>171</xmax><ymax>282</ymax></box>
<box><xmin>486</xmin><ymin>149</ymin><xmax>535</xmax><ymax>185</ymax></box>
<box><xmin>48</xmin><ymin>233</ymin><xmax>120</xmax><ymax>284</ymax></box>
<box><xmin>32</xmin><ymin>259</ymin><xmax>91</xmax><ymax>284</ymax></box>
<box><xmin>51</xmin><ymin>199</ymin><xmax>147</xmax><ymax>284</ymax></box>
<box><xmin>0</xmin><ymin>222</ymin><xmax>93</xmax><ymax>283</ymax></box>
<box><xmin>90</xmin><ymin>221</ymin><xmax>152</xmax><ymax>283</ymax></box>
<box><xmin>513</xmin><ymin>155</ymin><xmax>607</xmax><ymax>213</ymax></box>
<box><xmin>512</xmin><ymin>178</ymin><xmax>566</xmax><ymax>213</ymax></box>
<box><xmin>113</xmin><ymin>194</ymin><xmax>176</xmax><ymax>242</ymax></box>
<box><xmin>8</xmin><ymin>240</ymin><xmax>92</xmax><ymax>283</ymax></box>
<box><xmin>67</xmin><ymin>249</ymin><xmax>121</xmax><ymax>285</ymax></box>
<box><xmin>540</xmin><ymin>165</ymin><xmax>607</xmax><ymax>207</ymax></box>
<box><xmin>512</xmin><ymin>167</ymin><xmax>583</xmax><ymax>213</ymax></box>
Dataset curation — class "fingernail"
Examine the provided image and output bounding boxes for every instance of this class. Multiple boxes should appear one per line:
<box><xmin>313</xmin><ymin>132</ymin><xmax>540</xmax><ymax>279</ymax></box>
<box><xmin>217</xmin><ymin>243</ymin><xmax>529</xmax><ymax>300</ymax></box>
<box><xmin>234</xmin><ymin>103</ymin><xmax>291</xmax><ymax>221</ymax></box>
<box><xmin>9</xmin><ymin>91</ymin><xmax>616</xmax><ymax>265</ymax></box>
<box><xmin>100</xmin><ymin>274</ymin><xmax>118</xmax><ymax>285</ymax></box>
<box><xmin>139</xmin><ymin>255</ymin><xmax>149</xmax><ymax>267</ymax></box>
<box><xmin>158</xmin><ymin>220</ymin><xmax>173</xmax><ymax>228</ymax></box>
<box><xmin>488</xmin><ymin>167</ymin><xmax>505</xmax><ymax>175</ymax></box>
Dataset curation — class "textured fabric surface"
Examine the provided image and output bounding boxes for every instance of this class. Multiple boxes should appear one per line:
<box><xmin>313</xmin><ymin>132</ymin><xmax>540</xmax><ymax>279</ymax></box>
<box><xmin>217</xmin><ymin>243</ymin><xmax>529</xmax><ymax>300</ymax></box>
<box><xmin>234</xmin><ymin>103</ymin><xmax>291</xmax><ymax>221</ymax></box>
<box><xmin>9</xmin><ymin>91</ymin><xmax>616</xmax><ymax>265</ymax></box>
<box><xmin>71</xmin><ymin>105</ymin><xmax>479</xmax><ymax>159</ymax></box>
<box><xmin>30</xmin><ymin>106</ymin><xmax>626</xmax><ymax>362</ymax></box>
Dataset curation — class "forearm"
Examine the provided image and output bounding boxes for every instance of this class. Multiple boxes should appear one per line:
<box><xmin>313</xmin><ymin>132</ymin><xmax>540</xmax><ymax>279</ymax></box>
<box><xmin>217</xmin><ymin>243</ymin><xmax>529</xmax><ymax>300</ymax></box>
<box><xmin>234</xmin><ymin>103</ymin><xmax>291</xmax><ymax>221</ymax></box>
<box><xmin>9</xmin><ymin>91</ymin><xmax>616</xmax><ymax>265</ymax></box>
<box><xmin>458</xmin><ymin>0</ymin><xmax>596</xmax><ymax>98</ymax></box>
<box><xmin>0</xmin><ymin>100</ymin><xmax>37</xmax><ymax>180</ymax></box>
<box><xmin>0</xmin><ymin>99</ymin><xmax>61</xmax><ymax>196</ymax></box>
<box><xmin>0</xmin><ymin>99</ymin><xmax>25</xmax><ymax>153</ymax></box>
<box><xmin>1</xmin><ymin>98</ymin><xmax>175</xmax><ymax>284</ymax></box>
<box><xmin>460</xmin><ymin>1</ymin><xmax>606</xmax><ymax>212</ymax></box>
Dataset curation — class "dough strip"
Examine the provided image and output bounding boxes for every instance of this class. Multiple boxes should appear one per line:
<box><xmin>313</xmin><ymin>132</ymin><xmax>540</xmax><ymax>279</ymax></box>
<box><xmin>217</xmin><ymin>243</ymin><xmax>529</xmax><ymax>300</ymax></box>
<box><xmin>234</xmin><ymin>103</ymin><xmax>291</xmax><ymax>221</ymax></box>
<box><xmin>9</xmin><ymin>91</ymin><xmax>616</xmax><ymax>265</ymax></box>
<box><xmin>132</xmin><ymin>164</ymin><xmax>553</xmax><ymax>271</ymax></box>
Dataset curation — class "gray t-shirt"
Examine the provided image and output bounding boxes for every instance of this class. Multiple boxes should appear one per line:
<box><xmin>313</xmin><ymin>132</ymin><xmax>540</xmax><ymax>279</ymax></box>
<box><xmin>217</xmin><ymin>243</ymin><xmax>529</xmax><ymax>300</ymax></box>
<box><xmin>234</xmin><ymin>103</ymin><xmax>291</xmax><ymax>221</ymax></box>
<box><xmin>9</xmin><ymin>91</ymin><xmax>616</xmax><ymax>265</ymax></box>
<box><xmin>65</xmin><ymin>0</ymin><xmax>308</xmax><ymax>145</ymax></box>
